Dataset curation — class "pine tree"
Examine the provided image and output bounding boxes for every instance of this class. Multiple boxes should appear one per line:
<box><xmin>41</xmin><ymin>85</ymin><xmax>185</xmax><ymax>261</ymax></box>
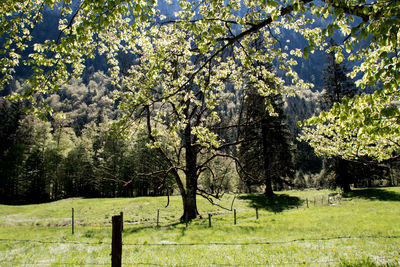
<box><xmin>238</xmin><ymin>82</ymin><xmax>295</xmax><ymax>196</ymax></box>
<box><xmin>319</xmin><ymin>39</ymin><xmax>357</xmax><ymax>192</ymax></box>
<box><xmin>319</xmin><ymin>39</ymin><xmax>357</xmax><ymax>111</ymax></box>
<box><xmin>0</xmin><ymin>99</ymin><xmax>25</xmax><ymax>203</ymax></box>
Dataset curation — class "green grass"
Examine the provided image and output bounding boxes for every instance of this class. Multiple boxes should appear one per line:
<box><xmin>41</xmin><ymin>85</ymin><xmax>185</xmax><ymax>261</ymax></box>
<box><xmin>1</xmin><ymin>188</ymin><xmax>400</xmax><ymax>266</ymax></box>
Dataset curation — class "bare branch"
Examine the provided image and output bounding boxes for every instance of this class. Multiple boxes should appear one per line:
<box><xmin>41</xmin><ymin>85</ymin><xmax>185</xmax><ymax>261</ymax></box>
<box><xmin>197</xmin><ymin>188</ymin><xmax>234</xmax><ymax>211</ymax></box>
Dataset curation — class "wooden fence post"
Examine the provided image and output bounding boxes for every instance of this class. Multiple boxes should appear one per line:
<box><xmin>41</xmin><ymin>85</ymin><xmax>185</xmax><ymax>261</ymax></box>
<box><xmin>72</xmin><ymin>208</ymin><xmax>74</xmax><ymax>235</ymax></box>
<box><xmin>306</xmin><ymin>198</ymin><xmax>309</xmax><ymax>208</ymax></box>
<box><xmin>208</xmin><ymin>214</ymin><xmax>212</xmax><ymax>227</ymax></box>
<box><xmin>256</xmin><ymin>207</ymin><xmax>259</xmax><ymax>219</ymax></box>
<box><xmin>234</xmin><ymin>209</ymin><xmax>237</xmax><ymax>225</ymax></box>
<box><xmin>112</xmin><ymin>215</ymin><xmax>122</xmax><ymax>267</ymax></box>
<box><xmin>157</xmin><ymin>208</ymin><xmax>160</xmax><ymax>227</ymax></box>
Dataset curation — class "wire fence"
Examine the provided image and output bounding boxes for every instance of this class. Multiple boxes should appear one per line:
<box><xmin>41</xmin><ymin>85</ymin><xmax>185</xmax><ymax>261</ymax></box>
<box><xmin>1</xmin><ymin>238</ymin><xmax>397</xmax><ymax>265</ymax></box>
<box><xmin>1</xmin><ymin>235</ymin><xmax>399</xmax><ymax>266</ymax></box>
<box><xmin>1</xmin><ymin>234</ymin><xmax>399</xmax><ymax>246</ymax></box>
<box><xmin>0</xmin><ymin>194</ymin><xmax>341</xmax><ymax>231</ymax></box>
<box><xmin>1</xmin><ymin>255</ymin><xmax>398</xmax><ymax>267</ymax></box>
<box><xmin>1</xmin><ymin>194</ymin><xmax>398</xmax><ymax>266</ymax></box>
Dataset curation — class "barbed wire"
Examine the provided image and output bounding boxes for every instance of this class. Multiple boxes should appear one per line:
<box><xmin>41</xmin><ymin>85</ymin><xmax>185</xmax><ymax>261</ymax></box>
<box><xmin>0</xmin><ymin>197</ymin><xmax>338</xmax><ymax>230</ymax></box>
<box><xmin>0</xmin><ymin>260</ymin><xmax>108</xmax><ymax>266</ymax></box>
<box><xmin>126</xmin><ymin>261</ymin><xmax>338</xmax><ymax>267</ymax></box>
<box><xmin>1</xmin><ymin>256</ymin><xmax>398</xmax><ymax>267</ymax></box>
<box><xmin>123</xmin><ymin>234</ymin><xmax>400</xmax><ymax>246</ymax></box>
<box><xmin>1</xmin><ymin>234</ymin><xmax>399</xmax><ymax>247</ymax></box>
<box><xmin>0</xmin><ymin>238</ymin><xmax>108</xmax><ymax>245</ymax></box>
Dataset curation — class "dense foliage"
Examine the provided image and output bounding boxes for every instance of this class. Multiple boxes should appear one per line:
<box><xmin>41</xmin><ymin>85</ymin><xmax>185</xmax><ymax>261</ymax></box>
<box><xmin>0</xmin><ymin>73</ymin><xmax>175</xmax><ymax>204</ymax></box>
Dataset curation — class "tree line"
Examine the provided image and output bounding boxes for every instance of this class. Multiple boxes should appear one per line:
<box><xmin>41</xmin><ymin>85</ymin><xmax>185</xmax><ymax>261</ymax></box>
<box><xmin>0</xmin><ymin>73</ymin><xmax>176</xmax><ymax>204</ymax></box>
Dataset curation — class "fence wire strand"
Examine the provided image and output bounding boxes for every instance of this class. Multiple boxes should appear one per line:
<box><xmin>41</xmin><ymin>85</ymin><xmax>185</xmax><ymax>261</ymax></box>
<box><xmin>0</xmin><ymin>260</ymin><xmax>108</xmax><ymax>266</ymax></box>
<box><xmin>1</xmin><ymin>256</ymin><xmax>398</xmax><ymax>267</ymax></box>
<box><xmin>1</xmin><ymin>234</ymin><xmax>399</xmax><ymax>247</ymax></box>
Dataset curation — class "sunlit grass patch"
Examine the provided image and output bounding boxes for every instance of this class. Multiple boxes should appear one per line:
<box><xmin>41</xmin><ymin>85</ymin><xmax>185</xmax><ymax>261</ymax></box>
<box><xmin>0</xmin><ymin>187</ymin><xmax>400</xmax><ymax>266</ymax></box>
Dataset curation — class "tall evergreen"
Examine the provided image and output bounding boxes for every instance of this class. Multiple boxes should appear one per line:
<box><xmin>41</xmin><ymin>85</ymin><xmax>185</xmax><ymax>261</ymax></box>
<box><xmin>319</xmin><ymin>39</ymin><xmax>357</xmax><ymax>111</ymax></box>
<box><xmin>238</xmin><ymin>81</ymin><xmax>295</xmax><ymax>196</ymax></box>
<box><xmin>0</xmin><ymin>99</ymin><xmax>25</xmax><ymax>203</ymax></box>
<box><xmin>319</xmin><ymin>39</ymin><xmax>357</xmax><ymax>192</ymax></box>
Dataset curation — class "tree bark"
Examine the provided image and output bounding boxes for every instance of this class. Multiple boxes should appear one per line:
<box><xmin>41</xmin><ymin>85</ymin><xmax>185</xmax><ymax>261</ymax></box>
<box><xmin>336</xmin><ymin>158</ymin><xmax>352</xmax><ymax>193</ymax></box>
<box><xmin>264</xmin><ymin>178</ymin><xmax>274</xmax><ymax>196</ymax></box>
<box><xmin>180</xmin><ymin>123</ymin><xmax>200</xmax><ymax>221</ymax></box>
<box><xmin>262</xmin><ymin>119</ymin><xmax>274</xmax><ymax>197</ymax></box>
<box><xmin>180</xmin><ymin>187</ymin><xmax>199</xmax><ymax>221</ymax></box>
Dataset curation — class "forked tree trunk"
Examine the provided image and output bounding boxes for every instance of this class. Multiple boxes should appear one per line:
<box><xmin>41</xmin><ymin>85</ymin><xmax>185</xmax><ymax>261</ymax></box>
<box><xmin>179</xmin><ymin>122</ymin><xmax>200</xmax><ymax>221</ymax></box>
<box><xmin>145</xmin><ymin>102</ymin><xmax>200</xmax><ymax>220</ymax></box>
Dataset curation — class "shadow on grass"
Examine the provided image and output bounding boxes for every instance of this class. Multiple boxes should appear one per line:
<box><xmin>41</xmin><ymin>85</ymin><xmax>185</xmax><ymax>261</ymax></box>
<box><xmin>124</xmin><ymin>221</ymin><xmax>183</xmax><ymax>234</ymax></box>
<box><xmin>344</xmin><ymin>187</ymin><xmax>400</xmax><ymax>202</ymax></box>
<box><xmin>238</xmin><ymin>193</ymin><xmax>302</xmax><ymax>213</ymax></box>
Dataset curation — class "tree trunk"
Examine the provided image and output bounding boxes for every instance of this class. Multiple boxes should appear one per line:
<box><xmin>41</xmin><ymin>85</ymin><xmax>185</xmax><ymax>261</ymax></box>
<box><xmin>179</xmin><ymin>122</ymin><xmax>200</xmax><ymax>221</ymax></box>
<box><xmin>336</xmin><ymin>158</ymin><xmax>351</xmax><ymax>193</ymax></box>
<box><xmin>180</xmin><ymin>172</ymin><xmax>200</xmax><ymax>221</ymax></box>
<box><xmin>264</xmin><ymin>179</ymin><xmax>274</xmax><ymax>196</ymax></box>
<box><xmin>262</xmin><ymin>119</ymin><xmax>274</xmax><ymax>197</ymax></box>
<box><xmin>388</xmin><ymin>163</ymin><xmax>394</xmax><ymax>187</ymax></box>
<box><xmin>342</xmin><ymin>182</ymin><xmax>351</xmax><ymax>193</ymax></box>
<box><xmin>180</xmin><ymin>188</ymin><xmax>199</xmax><ymax>221</ymax></box>
<box><xmin>247</xmin><ymin>184</ymin><xmax>252</xmax><ymax>194</ymax></box>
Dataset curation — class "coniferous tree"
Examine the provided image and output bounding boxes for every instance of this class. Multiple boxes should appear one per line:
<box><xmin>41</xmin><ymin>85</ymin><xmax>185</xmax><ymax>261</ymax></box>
<box><xmin>285</xmin><ymin>90</ymin><xmax>323</xmax><ymax>178</ymax></box>
<box><xmin>0</xmin><ymin>99</ymin><xmax>25</xmax><ymax>203</ymax></box>
<box><xmin>319</xmin><ymin>39</ymin><xmax>357</xmax><ymax>192</ymax></box>
<box><xmin>238</xmin><ymin>81</ymin><xmax>295</xmax><ymax>196</ymax></box>
<box><xmin>319</xmin><ymin>39</ymin><xmax>357</xmax><ymax>112</ymax></box>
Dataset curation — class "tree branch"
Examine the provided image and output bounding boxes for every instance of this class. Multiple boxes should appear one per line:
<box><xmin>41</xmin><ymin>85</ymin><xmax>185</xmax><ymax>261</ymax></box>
<box><xmin>176</xmin><ymin>0</ymin><xmax>314</xmax><ymax>96</ymax></box>
<box><xmin>197</xmin><ymin>188</ymin><xmax>235</xmax><ymax>211</ymax></box>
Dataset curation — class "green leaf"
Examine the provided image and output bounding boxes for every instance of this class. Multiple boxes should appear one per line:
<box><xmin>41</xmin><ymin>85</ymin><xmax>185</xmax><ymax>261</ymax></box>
<box><xmin>303</xmin><ymin>47</ymin><xmax>309</xmax><ymax>59</ymax></box>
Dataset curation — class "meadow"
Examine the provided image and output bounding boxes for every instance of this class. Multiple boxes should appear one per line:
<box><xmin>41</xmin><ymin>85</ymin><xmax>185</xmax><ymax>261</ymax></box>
<box><xmin>1</xmin><ymin>187</ymin><xmax>400</xmax><ymax>266</ymax></box>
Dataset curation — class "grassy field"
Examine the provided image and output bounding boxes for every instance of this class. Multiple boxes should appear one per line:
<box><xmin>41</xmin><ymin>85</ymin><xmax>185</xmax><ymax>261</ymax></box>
<box><xmin>0</xmin><ymin>187</ymin><xmax>400</xmax><ymax>266</ymax></box>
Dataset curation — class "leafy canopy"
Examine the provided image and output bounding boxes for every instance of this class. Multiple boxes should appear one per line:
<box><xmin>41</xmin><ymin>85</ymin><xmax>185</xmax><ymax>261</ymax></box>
<box><xmin>1</xmin><ymin>0</ymin><xmax>399</xmax><ymax>161</ymax></box>
<box><xmin>299</xmin><ymin>0</ymin><xmax>400</xmax><ymax>162</ymax></box>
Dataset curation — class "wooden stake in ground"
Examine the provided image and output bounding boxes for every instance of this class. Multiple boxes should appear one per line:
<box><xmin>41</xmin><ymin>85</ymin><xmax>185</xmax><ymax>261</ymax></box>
<box><xmin>72</xmin><ymin>208</ymin><xmax>74</xmax><ymax>235</ymax></box>
<box><xmin>157</xmin><ymin>208</ymin><xmax>160</xmax><ymax>227</ymax></box>
<box><xmin>112</xmin><ymin>215</ymin><xmax>123</xmax><ymax>267</ymax></box>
